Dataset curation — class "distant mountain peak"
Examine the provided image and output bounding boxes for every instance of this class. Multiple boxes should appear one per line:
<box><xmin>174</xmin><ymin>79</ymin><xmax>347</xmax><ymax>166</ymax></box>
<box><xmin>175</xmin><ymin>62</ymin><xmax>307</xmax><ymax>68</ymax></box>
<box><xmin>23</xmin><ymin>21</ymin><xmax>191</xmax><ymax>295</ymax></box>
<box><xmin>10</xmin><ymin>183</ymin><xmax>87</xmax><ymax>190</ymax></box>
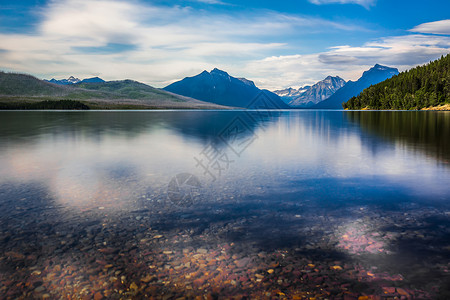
<box><xmin>368</xmin><ymin>64</ymin><xmax>398</xmax><ymax>72</ymax></box>
<box><xmin>373</xmin><ymin>63</ymin><xmax>387</xmax><ymax>69</ymax></box>
<box><xmin>312</xmin><ymin>64</ymin><xmax>399</xmax><ymax>109</ymax></box>
<box><xmin>164</xmin><ymin>69</ymin><xmax>289</xmax><ymax>108</ymax></box>
<box><xmin>274</xmin><ymin>75</ymin><xmax>346</xmax><ymax>107</ymax></box>
<box><xmin>362</xmin><ymin>64</ymin><xmax>398</xmax><ymax>79</ymax></box>
<box><xmin>46</xmin><ymin>76</ymin><xmax>81</xmax><ymax>85</ymax></box>
<box><xmin>80</xmin><ymin>77</ymin><xmax>105</xmax><ymax>83</ymax></box>
<box><xmin>210</xmin><ymin>68</ymin><xmax>229</xmax><ymax>76</ymax></box>
<box><xmin>45</xmin><ymin>76</ymin><xmax>105</xmax><ymax>85</ymax></box>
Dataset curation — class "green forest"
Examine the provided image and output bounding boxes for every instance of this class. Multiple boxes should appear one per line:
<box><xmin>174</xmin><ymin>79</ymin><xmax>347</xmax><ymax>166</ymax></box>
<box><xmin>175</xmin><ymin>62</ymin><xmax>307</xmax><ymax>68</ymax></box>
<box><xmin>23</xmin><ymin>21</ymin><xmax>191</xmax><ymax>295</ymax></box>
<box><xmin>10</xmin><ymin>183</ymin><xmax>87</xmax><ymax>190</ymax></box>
<box><xmin>343</xmin><ymin>54</ymin><xmax>450</xmax><ymax>110</ymax></box>
<box><xmin>0</xmin><ymin>100</ymin><xmax>90</xmax><ymax>110</ymax></box>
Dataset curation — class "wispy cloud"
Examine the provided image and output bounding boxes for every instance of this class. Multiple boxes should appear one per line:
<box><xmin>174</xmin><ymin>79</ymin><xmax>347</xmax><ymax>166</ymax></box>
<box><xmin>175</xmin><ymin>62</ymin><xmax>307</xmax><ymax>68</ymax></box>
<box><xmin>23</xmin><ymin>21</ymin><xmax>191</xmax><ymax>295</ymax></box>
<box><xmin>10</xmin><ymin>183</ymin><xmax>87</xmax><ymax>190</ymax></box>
<box><xmin>190</xmin><ymin>0</ymin><xmax>228</xmax><ymax>5</ymax></box>
<box><xmin>410</xmin><ymin>19</ymin><xmax>450</xmax><ymax>35</ymax></box>
<box><xmin>244</xmin><ymin>33</ymin><xmax>450</xmax><ymax>90</ymax></box>
<box><xmin>0</xmin><ymin>0</ymin><xmax>365</xmax><ymax>87</ymax></box>
<box><xmin>308</xmin><ymin>0</ymin><xmax>376</xmax><ymax>9</ymax></box>
<box><xmin>0</xmin><ymin>1</ymin><xmax>448</xmax><ymax>91</ymax></box>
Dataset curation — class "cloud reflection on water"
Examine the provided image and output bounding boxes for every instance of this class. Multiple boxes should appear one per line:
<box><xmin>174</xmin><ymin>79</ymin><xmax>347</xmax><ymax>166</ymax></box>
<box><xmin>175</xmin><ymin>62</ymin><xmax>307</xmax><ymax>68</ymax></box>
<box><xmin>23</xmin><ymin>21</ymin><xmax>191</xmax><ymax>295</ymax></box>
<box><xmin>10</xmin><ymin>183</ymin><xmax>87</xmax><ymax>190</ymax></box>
<box><xmin>0</xmin><ymin>111</ymin><xmax>448</xmax><ymax>212</ymax></box>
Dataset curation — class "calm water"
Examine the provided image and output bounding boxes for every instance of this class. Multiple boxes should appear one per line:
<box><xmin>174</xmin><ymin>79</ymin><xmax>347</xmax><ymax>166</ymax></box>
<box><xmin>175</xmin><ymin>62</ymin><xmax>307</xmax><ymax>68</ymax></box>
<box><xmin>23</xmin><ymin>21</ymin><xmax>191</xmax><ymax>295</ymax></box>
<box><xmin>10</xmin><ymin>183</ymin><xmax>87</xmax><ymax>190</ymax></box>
<box><xmin>0</xmin><ymin>110</ymin><xmax>449</xmax><ymax>299</ymax></box>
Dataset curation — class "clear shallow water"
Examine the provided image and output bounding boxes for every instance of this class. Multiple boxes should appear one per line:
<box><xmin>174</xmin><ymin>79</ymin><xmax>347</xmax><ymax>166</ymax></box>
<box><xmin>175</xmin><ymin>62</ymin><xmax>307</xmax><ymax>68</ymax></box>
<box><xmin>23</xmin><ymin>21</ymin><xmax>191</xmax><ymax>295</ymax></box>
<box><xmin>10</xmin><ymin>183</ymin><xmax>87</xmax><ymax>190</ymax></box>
<box><xmin>0</xmin><ymin>110</ymin><xmax>449</xmax><ymax>299</ymax></box>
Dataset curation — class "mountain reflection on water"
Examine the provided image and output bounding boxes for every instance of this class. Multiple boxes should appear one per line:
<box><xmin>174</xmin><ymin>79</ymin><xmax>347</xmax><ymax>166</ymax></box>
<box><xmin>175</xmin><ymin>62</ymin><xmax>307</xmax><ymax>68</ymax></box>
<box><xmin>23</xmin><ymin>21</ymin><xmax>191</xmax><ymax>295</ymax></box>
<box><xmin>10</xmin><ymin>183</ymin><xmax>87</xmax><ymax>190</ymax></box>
<box><xmin>0</xmin><ymin>110</ymin><xmax>449</xmax><ymax>299</ymax></box>
<box><xmin>346</xmin><ymin>111</ymin><xmax>450</xmax><ymax>164</ymax></box>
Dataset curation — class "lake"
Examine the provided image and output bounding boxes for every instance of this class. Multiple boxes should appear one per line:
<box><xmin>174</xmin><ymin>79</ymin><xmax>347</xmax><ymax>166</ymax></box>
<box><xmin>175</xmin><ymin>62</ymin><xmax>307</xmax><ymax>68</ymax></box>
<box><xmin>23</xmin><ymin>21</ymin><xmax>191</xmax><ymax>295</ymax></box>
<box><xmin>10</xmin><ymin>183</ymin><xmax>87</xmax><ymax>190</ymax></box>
<box><xmin>0</xmin><ymin>110</ymin><xmax>449</xmax><ymax>299</ymax></box>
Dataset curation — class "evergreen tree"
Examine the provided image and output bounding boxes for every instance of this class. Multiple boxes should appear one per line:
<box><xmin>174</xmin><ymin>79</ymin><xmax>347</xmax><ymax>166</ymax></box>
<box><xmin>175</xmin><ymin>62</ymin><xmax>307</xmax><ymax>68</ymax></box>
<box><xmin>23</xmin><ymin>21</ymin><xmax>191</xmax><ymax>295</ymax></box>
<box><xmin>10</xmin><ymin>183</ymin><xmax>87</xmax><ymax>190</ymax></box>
<box><xmin>343</xmin><ymin>54</ymin><xmax>450</xmax><ymax>110</ymax></box>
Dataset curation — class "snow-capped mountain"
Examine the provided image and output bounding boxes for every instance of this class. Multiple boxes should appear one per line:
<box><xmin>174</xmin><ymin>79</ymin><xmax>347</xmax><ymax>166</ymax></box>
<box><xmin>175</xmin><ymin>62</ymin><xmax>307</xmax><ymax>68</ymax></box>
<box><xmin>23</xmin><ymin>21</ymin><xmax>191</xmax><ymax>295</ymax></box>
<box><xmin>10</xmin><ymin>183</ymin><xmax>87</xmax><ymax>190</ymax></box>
<box><xmin>274</xmin><ymin>76</ymin><xmax>346</xmax><ymax>107</ymax></box>
<box><xmin>313</xmin><ymin>64</ymin><xmax>399</xmax><ymax>109</ymax></box>
<box><xmin>273</xmin><ymin>86</ymin><xmax>310</xmax><ymax>99</ymax></box>
<box><xmin>45</xmin><ymin>76</ymin><xmax>105</xmax><ymax>85</ymax></box>
<box><xmin>46</xmin><ymin>76</ymin><xmax>81</xmax><ymax>85</ymax></box>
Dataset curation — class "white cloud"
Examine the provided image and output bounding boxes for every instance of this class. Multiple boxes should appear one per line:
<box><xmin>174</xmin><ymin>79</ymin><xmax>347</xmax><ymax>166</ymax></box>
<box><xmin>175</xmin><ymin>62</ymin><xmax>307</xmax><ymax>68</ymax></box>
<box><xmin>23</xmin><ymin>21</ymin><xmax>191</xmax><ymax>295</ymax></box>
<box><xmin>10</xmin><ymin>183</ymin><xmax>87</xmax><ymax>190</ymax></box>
<box><xmin>308</xmin><ymin>0</ymin><xmax>376</xmax><ymax>9</ymax></box>
<box><xmin>0</xmin><ymin>0</ymin><xmax>362</xmax><ymax>87</ymax></box>
<box><xmin>410</xmin><ymin>19</ymin><xmax>450</xmax><ymax>35</ymax></box>
<box><xmin>244</xmin><ymin>33</ymin><xmax>450</xmax><ymax>90</ymax></box>
<box><xmin>0</xmin><ymin>1</ymin><xmax>449</xmax><ymax>91</ymax></box>
<box><xmin>191</xmin><ymin>0</ymin><xmax>228</xmax><ymax>4</ymax></box>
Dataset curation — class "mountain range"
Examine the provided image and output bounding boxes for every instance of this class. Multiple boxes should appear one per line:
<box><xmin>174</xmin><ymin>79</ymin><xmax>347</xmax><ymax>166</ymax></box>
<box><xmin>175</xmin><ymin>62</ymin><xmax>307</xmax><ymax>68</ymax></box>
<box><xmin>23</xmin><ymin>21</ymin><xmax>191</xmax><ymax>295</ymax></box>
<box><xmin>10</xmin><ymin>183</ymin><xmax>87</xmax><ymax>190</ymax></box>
<box><xmin>45</xmin><ymin>76</ymin><xmax>105</xmax><ymax>85</ymax></box>
<box><xmin>0</xmin><ymin>72</ymin><xmax>228</xmax><ymax>109</ymax></box>
<box><xmin>274</xmin><ymin>76</ymin><xmax>346</xmax><ymax>107</ymax></box>
<box><xmin>273</xmin><ymin>86</ymin><xmax>310</xmax><ymax>99</ymax></box>
<box><xmin>312</xmin><ymin>64</ymin><xmax>399</xmax><ymax>109</ymax></box>
<box><xmin>164</xmin><ymin>68</ymin><xmax>289</xmax><ymax>109</ymax></box>
<box><xmin>0</xmin><ymin>63</ymin><xmax>406</xmax><ymax>110</ymax></box>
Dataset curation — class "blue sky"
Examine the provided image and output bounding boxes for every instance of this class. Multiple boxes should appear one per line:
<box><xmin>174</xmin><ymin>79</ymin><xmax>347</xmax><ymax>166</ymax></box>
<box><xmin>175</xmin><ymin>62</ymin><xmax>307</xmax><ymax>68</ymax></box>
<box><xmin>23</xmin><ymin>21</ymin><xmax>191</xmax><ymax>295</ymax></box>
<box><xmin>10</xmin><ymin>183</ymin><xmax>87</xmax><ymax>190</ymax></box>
<box><xmin>0</xmin><ymin>0</ymin><xmax>449</xmax><ymax>89</ymax></box>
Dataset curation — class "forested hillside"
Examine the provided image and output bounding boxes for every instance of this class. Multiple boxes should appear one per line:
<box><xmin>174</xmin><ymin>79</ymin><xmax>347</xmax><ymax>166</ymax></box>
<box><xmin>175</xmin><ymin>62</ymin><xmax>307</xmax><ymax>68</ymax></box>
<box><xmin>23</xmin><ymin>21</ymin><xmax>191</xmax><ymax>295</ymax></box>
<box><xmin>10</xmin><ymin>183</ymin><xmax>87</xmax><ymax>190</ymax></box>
<box><xmin>343</xmin><ymin>54</ymin><xmax>450</xmax><ymax>110</ymax></box>
<box><xmin>0</xmin><ymin>71</ymin><xmax>228</xmax><ymax>109</ymax></box>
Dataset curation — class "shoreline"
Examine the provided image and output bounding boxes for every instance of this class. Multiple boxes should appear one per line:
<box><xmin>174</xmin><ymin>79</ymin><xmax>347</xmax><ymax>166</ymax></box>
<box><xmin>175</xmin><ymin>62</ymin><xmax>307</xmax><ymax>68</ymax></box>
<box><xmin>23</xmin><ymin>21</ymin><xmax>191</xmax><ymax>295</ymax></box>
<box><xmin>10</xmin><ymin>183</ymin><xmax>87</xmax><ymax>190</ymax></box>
<box><xmin>344</xmin><ymin>104</ymin><xmax>450</xmax><ymax>111</ymax></box>
<box><xmin>420</xmin><ymin>104</ymin><xmax>450</xmax><ymax>111</ymax></box>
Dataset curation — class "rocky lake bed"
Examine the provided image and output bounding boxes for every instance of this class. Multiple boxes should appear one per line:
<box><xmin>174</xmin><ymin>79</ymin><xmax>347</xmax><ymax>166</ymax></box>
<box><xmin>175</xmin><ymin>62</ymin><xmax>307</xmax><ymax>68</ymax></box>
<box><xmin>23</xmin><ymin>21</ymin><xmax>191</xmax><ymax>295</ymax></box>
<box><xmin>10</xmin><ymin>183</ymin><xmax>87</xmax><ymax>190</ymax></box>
<box><xmin>0</xmin><ymin>110</ymin><xmax>449</xmax><ymax>299</ymax></box>
<box><xmin>1</xmin><ymin>186</ymin><xmax>449</xmax><ymax>299</ymax></box>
